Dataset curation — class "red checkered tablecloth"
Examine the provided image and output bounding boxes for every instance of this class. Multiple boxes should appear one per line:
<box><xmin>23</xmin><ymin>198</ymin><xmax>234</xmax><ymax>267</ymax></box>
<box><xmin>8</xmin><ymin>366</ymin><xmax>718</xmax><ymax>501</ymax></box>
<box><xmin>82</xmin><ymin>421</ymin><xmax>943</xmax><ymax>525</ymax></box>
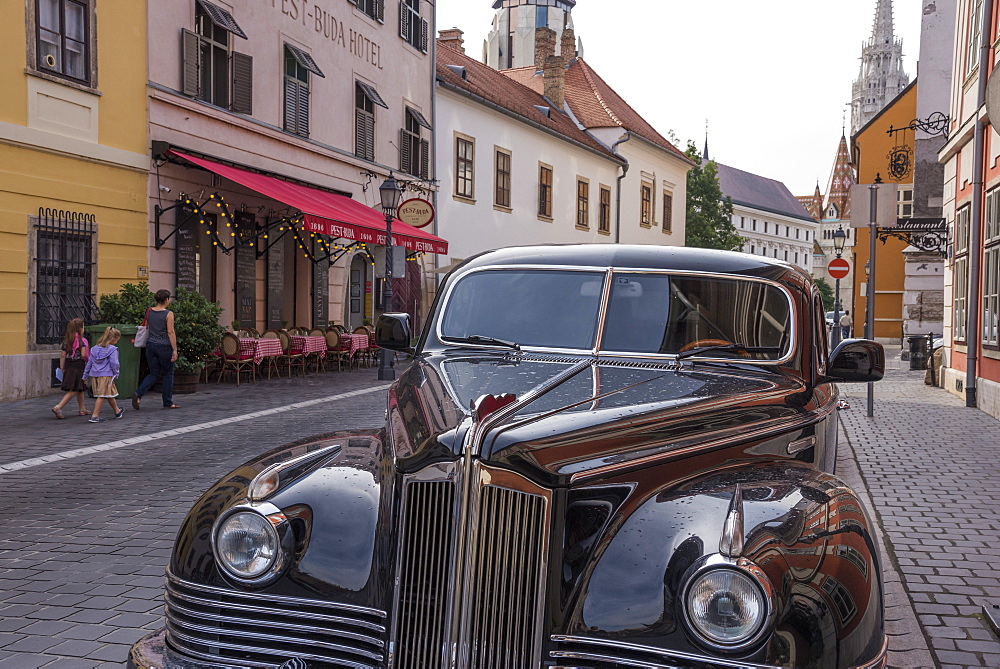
<box><xmin>340</xmin><ymin>333</ymin><xmax>369</xmax><ymax>358</ymax></box>
<box><xmin>291</xmin><ymin>335</ymin><xmax>327</xmax><ymax>359</ymax></box>
<box><xmin>239</xmin><ymin>337</ymin><xmax>283</xmax><ymax>364</ymax></box>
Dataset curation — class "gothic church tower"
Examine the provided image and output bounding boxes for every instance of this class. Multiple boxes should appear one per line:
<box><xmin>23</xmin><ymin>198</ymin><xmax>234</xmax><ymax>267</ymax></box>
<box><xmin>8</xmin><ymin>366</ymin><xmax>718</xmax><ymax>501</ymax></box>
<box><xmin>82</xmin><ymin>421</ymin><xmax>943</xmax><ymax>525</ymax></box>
<box><xmin>484</xmin><ymin>0</ymin><xmax>577</xmax><ymax>70</ymax></box>
<box><xmin>851</xmin><ymin>0</ymin><xmax>909</xmax><ymax>133</ymax></box>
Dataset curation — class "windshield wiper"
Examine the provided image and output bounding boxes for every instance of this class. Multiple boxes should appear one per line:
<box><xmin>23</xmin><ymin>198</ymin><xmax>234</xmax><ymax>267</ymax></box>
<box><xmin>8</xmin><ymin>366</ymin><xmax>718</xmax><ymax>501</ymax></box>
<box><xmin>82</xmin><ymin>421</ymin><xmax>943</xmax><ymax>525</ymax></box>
<box><xmin>674</xmin><ymin>344</ymin><xmax>782</xmax><ymax>360</ymax></box>
<box><xmin>443</xmin><ymin>334</ymin><xmax>521</xmax><ymax>351</ymax></box>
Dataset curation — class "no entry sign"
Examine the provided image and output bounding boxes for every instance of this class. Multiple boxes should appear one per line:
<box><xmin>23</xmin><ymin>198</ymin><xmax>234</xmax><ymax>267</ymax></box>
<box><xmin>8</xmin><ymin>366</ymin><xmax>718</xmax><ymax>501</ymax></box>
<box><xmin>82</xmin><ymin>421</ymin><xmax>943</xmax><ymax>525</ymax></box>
<box><xmin>828</xmin><ymin>258</ymin><xmax>850</xmax><ymax>279</ymax></box>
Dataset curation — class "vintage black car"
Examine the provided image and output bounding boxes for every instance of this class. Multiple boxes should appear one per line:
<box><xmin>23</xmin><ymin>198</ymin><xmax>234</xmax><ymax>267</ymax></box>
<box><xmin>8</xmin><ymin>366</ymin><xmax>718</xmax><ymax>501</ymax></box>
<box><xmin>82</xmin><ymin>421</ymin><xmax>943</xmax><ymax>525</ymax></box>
<box><xmin>130</xmin><ymin>245</ymin><xmax>888</xmax><ymax>668</ymax></box>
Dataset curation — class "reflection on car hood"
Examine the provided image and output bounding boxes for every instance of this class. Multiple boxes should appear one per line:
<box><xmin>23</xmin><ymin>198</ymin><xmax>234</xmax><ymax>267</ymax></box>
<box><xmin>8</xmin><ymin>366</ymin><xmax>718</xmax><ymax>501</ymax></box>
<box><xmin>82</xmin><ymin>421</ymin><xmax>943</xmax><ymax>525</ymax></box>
<box><xmin>392</xmin><ymin>353</ymin><xmax>813</xmax><ymax>485</ymax></box>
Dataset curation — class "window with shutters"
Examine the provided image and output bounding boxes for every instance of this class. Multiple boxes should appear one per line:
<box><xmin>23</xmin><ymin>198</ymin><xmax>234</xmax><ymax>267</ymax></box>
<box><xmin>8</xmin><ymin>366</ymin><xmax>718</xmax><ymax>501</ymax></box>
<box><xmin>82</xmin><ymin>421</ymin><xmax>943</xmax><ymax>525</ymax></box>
<box><xmin>283</xmin><ymin>44</ymin><xmax>324</xmax><ymax>138</ymax></box>
<box><xmin>355</xmin><ymin>0</ymin><xmax>385</xmax><ymax>22</ymax></box>
<box><xmin>34</xmin><ymin>0</ymin><xmax>94</xmax><ymax>86</ymax></box>
<box><xmin>495</xmin><ymin>148</ymin><xmax>511</xmax><ymax>210</ymax></box>
<box><xmin>455</xmin><ymin>136</ymin><xmax>475</xmax><ymax>200</ymax></box>
<box><xmin>355</xmin><ymin>84</ymin><xmax>377</xmax><ymax>161</ymax></box>
<box><xmin>662</xmin><ymin>191</ymin><xmax>673</xmax><ymax>234</ymax></box>
<box><xmin>400</xmin><ymin>107</ymin><xmax>430</xmax><ymax>179</ymax></box>
<box><xmin>399</xmin><ymin>0</ymin><xmax>428</xmax><ymax>52</ymax></box>
<box><xmin>538</xmin><ymin>164</ymin><xmax>553</xmax><ymax>219</ymax></box>
<box><xmin>182</xmin><ymin>1</ymin><xmax>251</xmax><ymax>113</ymax></box>
<box><xmin>598</xmin><ymin>186</ymin><xmax>611</xmax><ymax>234</ymax></box>
<box><xmin>576</xmin><ymin>178</ymin><xmax>589</xmax><ymax>229</ymax></box>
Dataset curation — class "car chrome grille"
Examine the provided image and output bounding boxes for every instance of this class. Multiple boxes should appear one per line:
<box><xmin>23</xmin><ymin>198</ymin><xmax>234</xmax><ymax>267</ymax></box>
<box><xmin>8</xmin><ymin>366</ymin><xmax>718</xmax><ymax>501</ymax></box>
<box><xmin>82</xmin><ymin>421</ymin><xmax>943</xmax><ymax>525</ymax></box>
<box><xmin>394</xmin><ymin>480</ymin><xmax>457</xmax><ymax>668</ymax></box>
<box><xmin>394</xmin><ymin>466</ymin><xmax>550</xmax><ymax>668</ymax></box>
<box><xmin>163</xmin><ymin>571</ymin><xmax>386</xmax><ymax>668</ymax></box>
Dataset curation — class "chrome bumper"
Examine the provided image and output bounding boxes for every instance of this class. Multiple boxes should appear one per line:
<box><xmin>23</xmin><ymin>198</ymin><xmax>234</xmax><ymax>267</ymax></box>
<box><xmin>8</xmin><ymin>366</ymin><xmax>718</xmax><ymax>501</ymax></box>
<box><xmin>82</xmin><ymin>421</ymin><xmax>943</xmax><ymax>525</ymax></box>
<box><xmin>128</xmin><ymin>629</ymin><xmax>247</xmax><ymax>669</ymax></box>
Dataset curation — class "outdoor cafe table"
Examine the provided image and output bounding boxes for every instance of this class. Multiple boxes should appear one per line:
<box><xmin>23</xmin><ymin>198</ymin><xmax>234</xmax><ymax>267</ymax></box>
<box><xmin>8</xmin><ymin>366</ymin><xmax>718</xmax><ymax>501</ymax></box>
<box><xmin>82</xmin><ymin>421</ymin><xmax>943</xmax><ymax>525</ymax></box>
<box><xmin>291</xmin><ymin>335</ymin><xmax>327</xmax><ymax>359</ymax></box>
<box><xmin>339</xmin><ymin>333</ymin><xmax>369</xmax><ymax>367</ymax></box>
<box><xmin>240</xmin><ymin>337</ymin><xmax>283</xmax><ymax>364</ymax></box>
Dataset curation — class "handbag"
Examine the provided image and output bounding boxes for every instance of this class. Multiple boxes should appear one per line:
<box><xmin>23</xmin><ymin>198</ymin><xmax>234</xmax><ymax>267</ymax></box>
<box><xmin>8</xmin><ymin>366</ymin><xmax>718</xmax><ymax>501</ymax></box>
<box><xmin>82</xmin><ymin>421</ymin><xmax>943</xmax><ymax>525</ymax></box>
<box><xmin>134</xmin><ymin>308</ymin><xmax>151</xmax><ymax>347</ymax></box>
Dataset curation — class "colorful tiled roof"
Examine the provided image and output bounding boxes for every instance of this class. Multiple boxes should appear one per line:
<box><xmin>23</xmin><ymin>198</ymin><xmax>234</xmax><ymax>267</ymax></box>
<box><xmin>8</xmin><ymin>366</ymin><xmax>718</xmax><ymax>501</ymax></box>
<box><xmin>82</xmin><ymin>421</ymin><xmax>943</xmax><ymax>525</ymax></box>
<box><xmin>436</xmin><ymin>43</ymin><xmax>622</xmax><ymax>161</ymax></box>
<box><xmin>825</xmin><ymin>134</ymin><xmax>853</xmax><ymax>219</ymax></box>
<box><xmin>716</xmin><ymin>163</ymin><xmax>815</xmax><ymax>223</ymax></box>
<box><xmin>503</xmin><ymin>59</ymin><xmax>693</xmax><ymax>165</ymax></box>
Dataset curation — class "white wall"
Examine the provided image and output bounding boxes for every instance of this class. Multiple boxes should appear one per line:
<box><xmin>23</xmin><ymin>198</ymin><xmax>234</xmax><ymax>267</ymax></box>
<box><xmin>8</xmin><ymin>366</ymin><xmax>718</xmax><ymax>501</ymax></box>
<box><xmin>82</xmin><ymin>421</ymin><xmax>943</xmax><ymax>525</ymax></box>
<box><xmin>734</xmin><ymin>206</ymin><xmax>818</xmax><ymax>271</ymax></box>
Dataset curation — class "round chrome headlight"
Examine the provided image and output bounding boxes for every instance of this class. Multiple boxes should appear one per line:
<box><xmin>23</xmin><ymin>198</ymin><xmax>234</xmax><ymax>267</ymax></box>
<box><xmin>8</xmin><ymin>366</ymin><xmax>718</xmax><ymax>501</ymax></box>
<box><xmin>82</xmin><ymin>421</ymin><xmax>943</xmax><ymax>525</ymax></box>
<box><xmin>214</xmin><ymin>511</ymin><xmax>280</xmax><ymax>580</ymax></box>
<box><xmin>685</xmin><ymin>568</ymin><xmax>767</xmax><ymax>646</ymax></box>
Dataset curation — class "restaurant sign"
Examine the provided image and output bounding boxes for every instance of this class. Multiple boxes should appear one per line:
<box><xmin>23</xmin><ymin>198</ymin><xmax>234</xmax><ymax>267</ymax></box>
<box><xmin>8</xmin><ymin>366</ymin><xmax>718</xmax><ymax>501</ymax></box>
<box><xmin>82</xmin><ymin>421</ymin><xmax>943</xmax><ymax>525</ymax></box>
<box><xmin>302</xmin><ymin>214</ymin><xmax>448</xmax><ymax>254</ymax></box>
<box><xmin>397</xmin><ymin>198</ymin><xmax>435</xmax><ymax>228</ymax></box>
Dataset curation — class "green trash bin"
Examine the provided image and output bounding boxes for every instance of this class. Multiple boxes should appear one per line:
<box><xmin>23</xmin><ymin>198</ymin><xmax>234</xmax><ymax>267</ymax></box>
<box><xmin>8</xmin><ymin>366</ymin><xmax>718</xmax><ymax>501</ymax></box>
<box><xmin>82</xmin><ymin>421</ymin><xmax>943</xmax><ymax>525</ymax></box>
<box><xmin>84</xmin><ymin>324</ymin><xmax>141</xmax><ymax>400</ymax></box>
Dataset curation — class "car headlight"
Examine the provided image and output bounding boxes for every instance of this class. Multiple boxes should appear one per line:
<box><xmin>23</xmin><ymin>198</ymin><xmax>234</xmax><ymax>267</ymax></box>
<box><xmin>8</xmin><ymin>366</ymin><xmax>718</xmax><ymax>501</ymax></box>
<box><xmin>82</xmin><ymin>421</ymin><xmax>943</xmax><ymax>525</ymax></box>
<box><xmin>685</xmin><ymin>567</ymin><xmax>767</xmax><ymax>646</ymax></box>
<box><xmin>214</xmin><ymin>510</ymin><xmax>280</xmax><ymax>580</ymax></box>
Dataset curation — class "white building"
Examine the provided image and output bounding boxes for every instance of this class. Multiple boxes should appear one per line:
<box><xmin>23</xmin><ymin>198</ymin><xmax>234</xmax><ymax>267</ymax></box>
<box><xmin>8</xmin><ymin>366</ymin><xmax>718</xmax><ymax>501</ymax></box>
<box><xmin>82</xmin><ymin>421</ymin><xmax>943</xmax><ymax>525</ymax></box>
<box><xmin>716</xmin><ymin>163</ymin><xmax>818</xmax><ymax>271</ymax></box>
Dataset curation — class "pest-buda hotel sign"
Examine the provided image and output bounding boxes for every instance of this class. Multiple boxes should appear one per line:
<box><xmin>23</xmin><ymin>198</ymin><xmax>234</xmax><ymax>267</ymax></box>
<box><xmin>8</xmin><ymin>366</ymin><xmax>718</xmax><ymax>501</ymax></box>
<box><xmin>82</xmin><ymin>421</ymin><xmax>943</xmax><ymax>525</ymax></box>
<box><xmin>273</xmin><ymin>0</ymin><xmax>383</xmax><ymax>69</ymax></box>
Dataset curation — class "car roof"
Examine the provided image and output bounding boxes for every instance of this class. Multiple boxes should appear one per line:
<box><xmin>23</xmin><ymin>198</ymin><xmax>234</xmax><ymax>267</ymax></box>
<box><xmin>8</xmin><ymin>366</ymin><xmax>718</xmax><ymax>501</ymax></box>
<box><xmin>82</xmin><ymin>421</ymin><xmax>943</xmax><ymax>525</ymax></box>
<box><xmin>456</xmin><ymin>244</ymin><xmax>807</xmax><ymax>284</ymax></box>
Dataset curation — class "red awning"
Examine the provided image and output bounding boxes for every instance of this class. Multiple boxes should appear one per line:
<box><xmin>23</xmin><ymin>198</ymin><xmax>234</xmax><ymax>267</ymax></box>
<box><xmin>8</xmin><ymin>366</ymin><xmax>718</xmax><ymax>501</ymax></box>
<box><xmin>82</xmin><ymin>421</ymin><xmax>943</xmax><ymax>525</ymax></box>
<box><xmin>168</xmin><ymin>150</ymin><xmax>448</xmax><ymax>254</ymax></box>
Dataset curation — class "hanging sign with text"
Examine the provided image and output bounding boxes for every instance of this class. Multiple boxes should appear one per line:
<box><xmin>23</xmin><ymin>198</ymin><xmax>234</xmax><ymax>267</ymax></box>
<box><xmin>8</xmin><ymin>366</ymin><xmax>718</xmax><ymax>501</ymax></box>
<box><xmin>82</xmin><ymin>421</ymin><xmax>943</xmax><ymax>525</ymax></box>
<box><xmin>397</xmin><ymin>198</ymin><xmax>435</xmax><ymax>228</ymax></box>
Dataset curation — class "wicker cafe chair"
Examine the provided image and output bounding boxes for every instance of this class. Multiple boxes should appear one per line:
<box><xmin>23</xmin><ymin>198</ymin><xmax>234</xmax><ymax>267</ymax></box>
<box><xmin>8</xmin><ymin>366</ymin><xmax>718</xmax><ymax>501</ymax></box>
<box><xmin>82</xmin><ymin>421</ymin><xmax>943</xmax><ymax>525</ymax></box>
<box><xmin>277</xmin><ymin>330</ymin><xmax>306</xmax><ymax>377</ymax></box>
<box><xmin>258</xmin><ymin>330</ymin><xmax>282</xmax><ymax>380</ymax></box>
<box><xmin>352</xmin><ymin>327</ymin><xmax>373</xmax><ymax>367</ymax></box>
<box><xmin>309</xmin><ymin>328</ymin><xmax>324</xmax><ymax>336</ymax></box>
<box><xmin>324</xmin><ymin>329</ymin><xmax>349</xmax><ymax>372</ymax></box>
<box><xmin>218</xmin><ymin>332</ymin><xmax>256</xmax><ymax>385</ymax></box>
<box><xmin>245</xmin><ymin>327</ymin><xmax>260</xmax><ymax>338</ymax></box>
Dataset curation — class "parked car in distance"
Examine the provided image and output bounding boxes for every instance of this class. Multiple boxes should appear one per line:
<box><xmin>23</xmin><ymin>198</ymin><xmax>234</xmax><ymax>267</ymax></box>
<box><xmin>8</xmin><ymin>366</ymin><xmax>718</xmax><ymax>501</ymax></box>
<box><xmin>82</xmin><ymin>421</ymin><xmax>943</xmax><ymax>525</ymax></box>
<box><xmin>826</xmin><ymin>310</ymin><xmax>836</xmax><ymax>328</ymax></box>
<box><xmin>129</xmin><ymin>245</ymin><xmax>888</xmax><ymax>669</ymax></box>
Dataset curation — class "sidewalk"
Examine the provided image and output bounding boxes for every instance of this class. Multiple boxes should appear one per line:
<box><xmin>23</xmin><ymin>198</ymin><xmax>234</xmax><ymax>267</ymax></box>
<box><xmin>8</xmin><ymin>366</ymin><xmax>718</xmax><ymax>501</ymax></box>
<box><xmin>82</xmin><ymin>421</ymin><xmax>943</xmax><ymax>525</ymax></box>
<box><xmin>839</xmin><ymin>349</ymin><xmax>1000</xmax><ymax>668</ymax></box>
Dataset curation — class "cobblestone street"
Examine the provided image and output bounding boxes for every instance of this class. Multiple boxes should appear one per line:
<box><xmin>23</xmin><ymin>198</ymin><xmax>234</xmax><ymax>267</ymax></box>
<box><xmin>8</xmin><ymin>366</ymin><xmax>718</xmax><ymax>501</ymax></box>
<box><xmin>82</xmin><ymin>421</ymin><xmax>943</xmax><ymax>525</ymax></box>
<box><xmin>0</xmin><ymin>354</ymin><xmax>998</xmax><ymax>667</ymax></box>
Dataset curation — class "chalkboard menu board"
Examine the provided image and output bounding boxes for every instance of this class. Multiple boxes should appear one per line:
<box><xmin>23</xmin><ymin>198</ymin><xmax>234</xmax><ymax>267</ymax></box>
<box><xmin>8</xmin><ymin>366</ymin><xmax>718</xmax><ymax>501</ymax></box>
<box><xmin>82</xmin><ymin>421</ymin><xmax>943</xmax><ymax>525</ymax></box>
<box><xmin>313</xmin><ymin>259</ymin><xmax>329</xmax><ymax>328</ymax></box>
<box><xmin>233</xmin><ymin>212</ymin><xmax>257</xmax><ymax>327</ymax></box>
<box><xmin>267</xmin><ymin>233</ymin><xmax>284</xmax><ymax>330</ymax></box>
<box><xmin>175</xmin><ymin>205</ymin><xmax>198</xmax><ymax>292</ymax></box>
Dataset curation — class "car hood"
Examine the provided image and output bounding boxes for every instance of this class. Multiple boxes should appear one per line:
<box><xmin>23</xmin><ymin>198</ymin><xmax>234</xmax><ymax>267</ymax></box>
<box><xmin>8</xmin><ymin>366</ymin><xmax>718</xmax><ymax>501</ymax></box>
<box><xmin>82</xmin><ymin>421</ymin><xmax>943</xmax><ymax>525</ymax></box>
<box><xmin>390</xmin><ymin>353</ymin><xmax>818</xmax><ymax>486</ymax></box>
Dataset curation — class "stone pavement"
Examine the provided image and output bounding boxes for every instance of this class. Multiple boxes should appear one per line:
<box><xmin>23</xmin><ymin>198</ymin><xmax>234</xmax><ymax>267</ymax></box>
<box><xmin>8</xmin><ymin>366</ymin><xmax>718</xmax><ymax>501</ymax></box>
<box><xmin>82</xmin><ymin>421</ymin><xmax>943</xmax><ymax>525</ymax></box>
<box><xmin>840</xmin><ymin>349</ymin><xmax>1000</xmax><ymax>668</ymax></box>
<box><xmin>1</xmin><ymin>353</ymin><xmax>998</xmax><ymax>667</ymax></box>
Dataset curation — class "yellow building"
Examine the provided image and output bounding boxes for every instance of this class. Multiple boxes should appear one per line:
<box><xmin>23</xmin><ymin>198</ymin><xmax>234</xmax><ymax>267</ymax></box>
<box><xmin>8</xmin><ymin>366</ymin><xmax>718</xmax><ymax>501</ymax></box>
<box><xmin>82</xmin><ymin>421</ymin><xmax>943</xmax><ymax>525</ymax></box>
<box><xmin>0</xmin><ymin>0</ymin><xmax>149</xmax><ymax>401</ymax></box>
<box><xmin>850</xmin><ymin>81</ymin><xmax>917</xmax><ymax>341</ymax></box>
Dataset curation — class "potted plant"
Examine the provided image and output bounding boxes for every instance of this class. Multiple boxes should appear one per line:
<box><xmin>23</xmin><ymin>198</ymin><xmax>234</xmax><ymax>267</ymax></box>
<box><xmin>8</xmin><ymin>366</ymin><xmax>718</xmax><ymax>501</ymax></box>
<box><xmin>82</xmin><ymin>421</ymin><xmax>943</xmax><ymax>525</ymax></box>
<box><xmin>168</xmin><ymin>287</ymin><xmax>225</xmax><ymax>393</ymax></box>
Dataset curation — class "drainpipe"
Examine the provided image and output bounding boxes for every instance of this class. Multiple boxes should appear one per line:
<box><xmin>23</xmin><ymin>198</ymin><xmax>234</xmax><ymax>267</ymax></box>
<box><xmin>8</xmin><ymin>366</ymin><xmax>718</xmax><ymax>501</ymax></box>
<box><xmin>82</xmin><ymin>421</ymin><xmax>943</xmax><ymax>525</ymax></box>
<box><xmin>966</xmin><ymin>0</ymin><xmax>994</xmax><ymax>408</ymax></box>
<box><xmin>612</xmin><ymin>131</ymin><xmax>632</xmax><ymax>244</ymax></box>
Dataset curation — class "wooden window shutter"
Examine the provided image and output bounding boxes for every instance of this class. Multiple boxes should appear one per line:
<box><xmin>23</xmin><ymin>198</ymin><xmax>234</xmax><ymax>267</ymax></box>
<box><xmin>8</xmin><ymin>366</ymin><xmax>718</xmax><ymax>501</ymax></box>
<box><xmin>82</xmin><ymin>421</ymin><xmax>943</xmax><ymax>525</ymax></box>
<box><xmin>284</xmin><ymin>78</ymin><xmax>299</xmax><ymax>134</ymax></box>
<box><xmin>297</xmin><ymin>84</ymin><xmax>310</xmax><ymax>138</ymax></box>
<box><xmin>420</xmin><ymin>19</ymin><xmax>429</xmax><ymax>53</ymax></box>
<box><xmin>231</xmin><ymin>51</ymin><xmax>253</xmax><ymax>114</ymax></box>
<box><xmin>399</xmin><ymin>1</ymin><xmax>410</xmax><ymax>40</ymax></box>
<box><xmin>182</xmin><ymin>29</ymin><xmax>200</xmax><ymax>98</ymax></box>
<box><xmin>419</xmin><ymin>139</ymin><xmax>429</xmax><ymax>179</ymax></box>
<box><xmin>375</xmin><ymin>0</ymin><xmax>385</xmax><ymax>22</ymax></box>
<box><xmin>400</xmin><ymin>128</ymin><xmax>412</xmax><ymax>175</ymax></box>
<box><xmin>356</xmin><ymin>110</ymin><xmax>375</xmax><ymax>160</ymax></box>
<box><xmin>365</xmin><ymin>114</ymin><xmax>375</xmax><ymax>160</ymax></box>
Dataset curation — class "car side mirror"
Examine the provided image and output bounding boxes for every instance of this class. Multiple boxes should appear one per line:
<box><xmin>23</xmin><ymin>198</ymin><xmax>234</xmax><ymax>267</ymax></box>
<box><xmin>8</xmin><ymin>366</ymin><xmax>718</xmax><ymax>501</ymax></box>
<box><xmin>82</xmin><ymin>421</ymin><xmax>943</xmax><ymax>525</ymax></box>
<box><xmin>827</xmin><ymin>339</ymin><xmax>885</xmax><ymax>383</ymax></box>
<box><xmin>376</xmin><ymin>313</ymin><xmax>413</xmax><ymax>353</ymax></box>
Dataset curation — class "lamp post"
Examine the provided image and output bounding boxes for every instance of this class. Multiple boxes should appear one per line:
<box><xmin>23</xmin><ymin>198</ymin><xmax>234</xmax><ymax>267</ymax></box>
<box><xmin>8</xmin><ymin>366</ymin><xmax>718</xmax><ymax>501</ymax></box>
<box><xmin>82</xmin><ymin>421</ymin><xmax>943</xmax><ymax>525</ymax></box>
<box><xmin>831</xmin><ymin>225</ymin><xmax>847</xmax><ymax>347</ymax></box>
<box><xmin>378</xmin><ymin>174</ymin><xmax>403</xmax><ymax>381</ymax></box>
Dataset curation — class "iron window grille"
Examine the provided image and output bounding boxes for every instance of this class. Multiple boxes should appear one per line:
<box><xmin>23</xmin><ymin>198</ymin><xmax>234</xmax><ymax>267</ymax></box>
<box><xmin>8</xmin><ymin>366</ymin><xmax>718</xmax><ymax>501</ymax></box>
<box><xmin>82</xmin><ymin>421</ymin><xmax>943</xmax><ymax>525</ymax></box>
<box><xmin>34</xmin><ymin>208</ymin><xmax>99</xmax><ymax>345</ymax></box>
<box><xmin>399</xmin><ymin>0</ymin><xmax>428</xmax><ymax>52</ymax></box>
<box><xmin>182</xmin><ymin>1</ymin><xmax>252</xmax><ymax>113</ymax></box>
<box><xmin>400</xmin><ymin>108</ymin><xmax>430</xmax><ymax>179</ymax></box>
<box><xmin>36</xmin><ymin>0</ymin><xmax>91</xmax><ymax>84</ymax></box>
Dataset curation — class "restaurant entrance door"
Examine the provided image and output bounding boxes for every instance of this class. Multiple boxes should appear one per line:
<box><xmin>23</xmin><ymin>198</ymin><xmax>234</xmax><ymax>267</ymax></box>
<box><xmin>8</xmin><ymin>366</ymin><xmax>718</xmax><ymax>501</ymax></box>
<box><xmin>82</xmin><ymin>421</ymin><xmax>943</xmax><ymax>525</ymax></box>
<box><xmin>348</xmin><ymin>255</ymin><xmax>368</xmax><ymax>330</ymax></box>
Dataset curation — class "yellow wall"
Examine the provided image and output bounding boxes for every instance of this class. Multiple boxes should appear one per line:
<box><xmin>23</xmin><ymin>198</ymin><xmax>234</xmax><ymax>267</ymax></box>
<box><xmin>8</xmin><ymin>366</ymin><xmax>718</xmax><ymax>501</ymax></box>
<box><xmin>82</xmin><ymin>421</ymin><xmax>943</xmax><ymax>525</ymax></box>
<box><xmin>0</xmin><ymin>0</ymin><xmax>149</xmax><ymax>358</ymax></box>
<box><xmin>851</xmin><ymin>83</ymin><xmax>917</xmax><ymax>341</ymax></box>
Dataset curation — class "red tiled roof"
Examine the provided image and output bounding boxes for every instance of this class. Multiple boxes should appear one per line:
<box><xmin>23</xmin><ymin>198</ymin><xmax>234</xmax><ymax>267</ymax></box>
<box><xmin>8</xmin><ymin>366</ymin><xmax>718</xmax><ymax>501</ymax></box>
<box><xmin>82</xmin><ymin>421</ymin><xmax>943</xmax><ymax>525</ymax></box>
<box><xmin>436</xmin><ymin>44</ymin><xmax>621</xmax><ymax>161</ymax></box>
<box><xmin>503</xmin><ymin>58</ymin><xmax>693</xmax><ymax>165</ymax></box>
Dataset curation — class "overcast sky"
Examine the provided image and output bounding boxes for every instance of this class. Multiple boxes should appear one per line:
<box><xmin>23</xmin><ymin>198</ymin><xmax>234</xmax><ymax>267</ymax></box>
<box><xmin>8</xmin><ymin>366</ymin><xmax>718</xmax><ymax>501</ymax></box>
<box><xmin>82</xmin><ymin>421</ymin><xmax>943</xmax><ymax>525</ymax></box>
<box><xmin>434</xmin><ymin>0</ymin><xmax>923</xmax><ymax>198</ymax></box>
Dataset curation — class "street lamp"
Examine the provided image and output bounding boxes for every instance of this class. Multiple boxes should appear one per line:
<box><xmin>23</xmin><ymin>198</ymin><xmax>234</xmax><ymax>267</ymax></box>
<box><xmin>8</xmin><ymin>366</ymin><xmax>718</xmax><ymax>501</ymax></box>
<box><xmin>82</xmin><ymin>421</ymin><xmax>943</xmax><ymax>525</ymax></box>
<box><xmin>377</xmin><ymin>174</ymin><xmax>403</xmax><ymax>381</ymax></box>
<box><xmin>831</xmin><ymin>225</ymin><xmax>847</xmax><ymax>346</ymax></box>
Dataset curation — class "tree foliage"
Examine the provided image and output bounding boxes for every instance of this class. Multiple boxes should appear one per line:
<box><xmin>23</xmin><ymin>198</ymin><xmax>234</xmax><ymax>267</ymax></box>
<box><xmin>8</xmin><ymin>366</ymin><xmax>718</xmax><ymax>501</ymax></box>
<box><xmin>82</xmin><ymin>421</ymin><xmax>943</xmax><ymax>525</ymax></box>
<box><xmin>814</xmin><ymin>277</ymin><xmax>835</xmax><ymax>311</ymax></box>
<box><xmin>683</xmin><ymin>143</ymin><xmax>744</xmax><ymax>251</ymax></box>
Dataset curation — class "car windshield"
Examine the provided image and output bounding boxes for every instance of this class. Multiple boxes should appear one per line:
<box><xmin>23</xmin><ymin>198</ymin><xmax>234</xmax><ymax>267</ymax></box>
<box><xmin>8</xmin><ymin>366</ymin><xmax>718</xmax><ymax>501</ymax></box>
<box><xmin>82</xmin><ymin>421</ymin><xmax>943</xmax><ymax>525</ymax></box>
<box><xmin>601</xmin><ymin>273</ymin><xmax>792</xmax><ymax>359</ymax></box>
<box><xmin>440</xmin><ymin>269</ymin><xmax>604</xmax><ymax>350</ymax></box>
<box><xmin>439</xmin><ymin>269</ymin><xmax>793</xmax><ymax>359</ymax></box>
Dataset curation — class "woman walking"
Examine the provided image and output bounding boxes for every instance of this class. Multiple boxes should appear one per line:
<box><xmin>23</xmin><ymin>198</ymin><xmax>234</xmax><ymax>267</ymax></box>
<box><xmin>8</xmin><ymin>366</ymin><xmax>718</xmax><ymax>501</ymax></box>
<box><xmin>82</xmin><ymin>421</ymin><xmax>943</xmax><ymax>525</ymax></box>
<box><xmin>132</xmin><ymin>289</ymin><xmax>180</xmax><ymax>410</ymax></box>
<box><xmin>51</xmin><ymin>318</ymin><xmax>90</xmax><ymax>419</ymax></box>
<box><xmin>83</xmin><ymin>327</ymin><xmax>125</xmax><ymax>423</ymax></box>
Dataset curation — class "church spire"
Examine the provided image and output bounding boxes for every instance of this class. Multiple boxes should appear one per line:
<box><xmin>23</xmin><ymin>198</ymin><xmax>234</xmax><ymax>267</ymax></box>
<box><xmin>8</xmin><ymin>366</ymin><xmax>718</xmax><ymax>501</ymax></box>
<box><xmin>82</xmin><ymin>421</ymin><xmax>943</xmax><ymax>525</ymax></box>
<box><xmin>703</xmin><ymin>119</ymin><xmax>710</xmax><ymax>161</ymax></box>
<box><xmin>825</xmin><ymin>133</ymin><xmax>854</xmax><ymax>220</ymax></box>
<box><xmin>850</xmin><ymin>0</ymin><xmax>909</xmax><ymax>134</ymax></box>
